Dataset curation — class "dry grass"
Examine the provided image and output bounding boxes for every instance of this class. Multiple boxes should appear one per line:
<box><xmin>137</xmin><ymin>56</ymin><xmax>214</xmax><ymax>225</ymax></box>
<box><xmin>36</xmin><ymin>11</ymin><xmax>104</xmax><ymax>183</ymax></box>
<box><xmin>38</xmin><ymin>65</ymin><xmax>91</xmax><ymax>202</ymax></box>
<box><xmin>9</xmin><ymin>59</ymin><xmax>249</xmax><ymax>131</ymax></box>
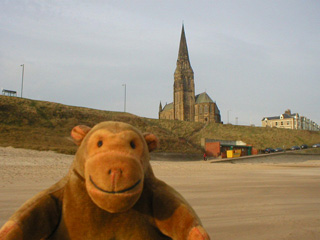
<box><xmin>190</xmin><ymin>123</ymin><xmax>320</xmax><ymax>150</ymax></box>
<box><xmin>0</xmin><ymin>96</ymin><xmax>201</xmax><ymax>154</ymax></box>
<box><xmin>1</xmin><ymin>95</ymin><xmax>320</xmax><ymax>154</ymax></box>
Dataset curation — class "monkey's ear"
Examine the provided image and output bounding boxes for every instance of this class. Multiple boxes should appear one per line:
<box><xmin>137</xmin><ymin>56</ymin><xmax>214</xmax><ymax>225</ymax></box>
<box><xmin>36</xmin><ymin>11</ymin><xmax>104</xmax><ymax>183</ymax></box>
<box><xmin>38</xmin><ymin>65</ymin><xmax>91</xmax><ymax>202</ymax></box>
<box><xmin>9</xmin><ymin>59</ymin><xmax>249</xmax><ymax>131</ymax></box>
<box><xmin>143</xmin><ymin>133</ymin><xmax>159</xmax><ymax>152</ymax></box>
<box><xmin>71</xmin><ymin>125</ymin><xmax>91</xmax><ymax>146</ymax></box>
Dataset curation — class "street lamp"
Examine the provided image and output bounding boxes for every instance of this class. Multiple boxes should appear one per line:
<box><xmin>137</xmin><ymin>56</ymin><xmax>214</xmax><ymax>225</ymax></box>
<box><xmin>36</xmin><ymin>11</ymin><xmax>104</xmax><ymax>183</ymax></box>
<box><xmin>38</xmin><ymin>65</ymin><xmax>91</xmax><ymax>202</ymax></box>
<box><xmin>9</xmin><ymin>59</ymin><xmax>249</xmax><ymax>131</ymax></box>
<box><xmin>227</xmin><ymin>110</ymin><xmax>231</xmax><ymax>124</ymax></box>
<box><xmin>122</xmin><ymin>84</ymin><xmax>126</xmax><ymax>112</ymax></box>
<box><xmin>20</xmin><ymin>64</ymin><xmax>24</xmax><ymax>98</ymax></box>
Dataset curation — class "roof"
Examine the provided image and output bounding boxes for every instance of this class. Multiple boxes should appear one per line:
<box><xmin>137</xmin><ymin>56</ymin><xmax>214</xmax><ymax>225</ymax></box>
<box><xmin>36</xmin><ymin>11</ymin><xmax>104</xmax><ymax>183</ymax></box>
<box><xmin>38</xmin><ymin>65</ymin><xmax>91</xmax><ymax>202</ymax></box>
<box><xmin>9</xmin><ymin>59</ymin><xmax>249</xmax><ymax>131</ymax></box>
<box><xmin>262</xmin><ymin>113</ymin><xmax>299</xmax><ymax>121</ymax></box>
<box><xmin>162</xmin><ymin>102</ymin><xmax>173</xmax><ymax>111</ymax></box>
<box><xmin>262</xmin><ymin>116</ymin><xmax>279</xmax><ymax>121</ymax></box>
<box><xmin>195</xmin><ymin>92</ymin><xmax>214</xmax><ymax>104</ymax></box>
<box><xmin>205</xmin><ymin>139</ymin><xmax>249</xmax><ymax>147</ymax></box>
<box><xmin>175</xmin><ymin>24</ymin><xmax>193</xmax><ymax>72</ymax></box>
<box><xmin>178</xmin><ymin>24</ymin><xmax>190</xmax><ymax>62</ymax></box>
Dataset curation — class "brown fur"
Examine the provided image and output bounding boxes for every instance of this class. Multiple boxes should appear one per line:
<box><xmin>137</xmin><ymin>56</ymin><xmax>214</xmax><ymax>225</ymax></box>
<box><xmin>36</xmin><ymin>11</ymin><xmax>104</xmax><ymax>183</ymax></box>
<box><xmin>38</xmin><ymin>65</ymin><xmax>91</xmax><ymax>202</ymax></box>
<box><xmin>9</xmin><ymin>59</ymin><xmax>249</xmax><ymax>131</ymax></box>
<box><xmin>0</xmin><ymin>121</ymin><xmax>210</xmax><ymax>239</ymax></box>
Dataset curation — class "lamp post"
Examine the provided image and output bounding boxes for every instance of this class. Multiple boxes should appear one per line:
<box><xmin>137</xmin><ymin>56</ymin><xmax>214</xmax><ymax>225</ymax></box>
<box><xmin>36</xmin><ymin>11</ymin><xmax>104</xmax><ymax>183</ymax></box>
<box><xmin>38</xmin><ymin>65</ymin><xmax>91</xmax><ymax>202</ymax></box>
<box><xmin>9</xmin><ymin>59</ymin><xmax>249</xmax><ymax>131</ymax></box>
<box><xmin>122</xmin><ymin>84</ymin><xmax>126</xmax><ymax>112</ymax></box>
<box><xmin>20</xmin><ymin>64</ymin><xmax>24</xmax><ymax>98</ymax></box>
<box><xmin>227</xmin><ymin>110</ymin><xmax>231</xmax><ymax>124</ymax></box>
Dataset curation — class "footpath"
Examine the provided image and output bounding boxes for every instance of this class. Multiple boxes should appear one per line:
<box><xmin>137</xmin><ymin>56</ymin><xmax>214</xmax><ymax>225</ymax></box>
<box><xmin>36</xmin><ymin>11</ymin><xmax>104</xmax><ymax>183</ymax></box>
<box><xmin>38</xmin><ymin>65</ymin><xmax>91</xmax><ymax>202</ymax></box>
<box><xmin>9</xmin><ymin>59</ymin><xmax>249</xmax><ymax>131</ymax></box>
<box><xmin>210</xmin><ymin>151</ymin><xmax>320</xmax><ymax>163</ymax></box>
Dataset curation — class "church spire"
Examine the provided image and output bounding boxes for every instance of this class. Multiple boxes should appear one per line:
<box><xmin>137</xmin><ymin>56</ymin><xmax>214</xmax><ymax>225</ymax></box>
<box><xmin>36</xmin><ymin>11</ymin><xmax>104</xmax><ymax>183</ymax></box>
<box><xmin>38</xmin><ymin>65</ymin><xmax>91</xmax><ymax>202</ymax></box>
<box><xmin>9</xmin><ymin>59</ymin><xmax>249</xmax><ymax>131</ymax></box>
<box><xmin>174</xmin><ymin>24</ymin><xmax>195</xmax><ymax>122</ymax></box>
<box><xmin>178</xmin><ymin>24</ymin><xmax>188</xmax><ymax>60</ymax></box>
<box><xmin>176</xmin><ymin>24</ymin><xmax>192</xmax><ymax>70</ymax></box>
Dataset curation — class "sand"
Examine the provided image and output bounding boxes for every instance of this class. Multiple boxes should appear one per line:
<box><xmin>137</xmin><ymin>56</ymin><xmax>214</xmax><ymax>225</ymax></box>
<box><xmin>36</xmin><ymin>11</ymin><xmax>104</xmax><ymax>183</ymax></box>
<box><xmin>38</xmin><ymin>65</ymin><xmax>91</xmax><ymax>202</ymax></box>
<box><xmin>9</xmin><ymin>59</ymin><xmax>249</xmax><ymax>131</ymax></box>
<box><xmin>1</xmin><ymin>146</ymin><xmax>320</xmax><ymax>239</ymax></box>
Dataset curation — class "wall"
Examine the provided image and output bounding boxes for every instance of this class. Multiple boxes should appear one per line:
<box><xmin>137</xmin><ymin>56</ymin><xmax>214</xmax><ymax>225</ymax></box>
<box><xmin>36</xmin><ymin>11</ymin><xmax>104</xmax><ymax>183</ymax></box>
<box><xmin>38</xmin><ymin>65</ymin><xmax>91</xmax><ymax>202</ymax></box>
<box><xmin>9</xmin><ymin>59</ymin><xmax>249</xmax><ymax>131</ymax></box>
<box><xmin>194</xmin><ymin>102</ymin><xmax>219</xmax><ymax>123</ymax></box>
<box><xmin>205</xmin><ymin>142</ymin><xmax>221</xmax><ymax>157</ymax></box>
<box><xmin>159</xmin><ymin>108</ymin><xmax>174</xmax><ymax>120</ymax></box>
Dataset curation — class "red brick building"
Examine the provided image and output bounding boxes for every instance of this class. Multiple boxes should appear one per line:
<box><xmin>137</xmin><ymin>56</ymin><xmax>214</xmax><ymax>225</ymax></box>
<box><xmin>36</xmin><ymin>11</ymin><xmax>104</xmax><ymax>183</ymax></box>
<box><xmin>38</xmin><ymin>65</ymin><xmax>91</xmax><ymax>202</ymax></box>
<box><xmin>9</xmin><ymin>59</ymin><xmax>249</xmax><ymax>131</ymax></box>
<box><xmin>201</xmin><ymin>138</ymin><xmax>258</xmax><ymax>158</ymax></box>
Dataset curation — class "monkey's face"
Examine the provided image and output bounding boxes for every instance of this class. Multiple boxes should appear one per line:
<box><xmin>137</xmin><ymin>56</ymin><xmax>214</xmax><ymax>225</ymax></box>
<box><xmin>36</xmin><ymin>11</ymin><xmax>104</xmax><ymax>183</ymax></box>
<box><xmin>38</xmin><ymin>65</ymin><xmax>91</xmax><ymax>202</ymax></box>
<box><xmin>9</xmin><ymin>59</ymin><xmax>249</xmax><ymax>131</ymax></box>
<box><xmin>71</xmin><ymin>121</ymin><xmax>159</xmax><ymax>213</ymax></box>
<box><xmin>84</xmin><ymin>128</ymin><xmax>145</xmax><ymax>213</ymax></box>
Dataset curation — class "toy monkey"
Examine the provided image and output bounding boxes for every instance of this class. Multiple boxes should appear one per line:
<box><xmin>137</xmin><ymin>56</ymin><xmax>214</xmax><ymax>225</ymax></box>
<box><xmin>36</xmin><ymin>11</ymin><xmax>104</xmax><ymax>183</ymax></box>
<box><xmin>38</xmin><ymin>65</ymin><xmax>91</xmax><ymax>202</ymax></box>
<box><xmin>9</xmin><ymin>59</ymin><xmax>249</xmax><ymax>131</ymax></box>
<box><xmin>0</xmin><ymin>121</ymin><xmax>210</xmax><ymax>239</ymax></box>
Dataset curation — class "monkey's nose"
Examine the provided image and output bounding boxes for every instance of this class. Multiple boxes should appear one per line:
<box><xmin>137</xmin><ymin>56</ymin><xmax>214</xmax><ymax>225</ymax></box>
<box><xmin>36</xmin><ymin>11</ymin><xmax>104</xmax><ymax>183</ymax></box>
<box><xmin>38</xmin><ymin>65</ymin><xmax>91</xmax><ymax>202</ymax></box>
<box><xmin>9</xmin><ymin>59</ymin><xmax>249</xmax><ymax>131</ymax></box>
<box><xmin>108</xmin><ymin>168</ymin><xmax>123</xmax><ymax>190</ymax></box>
<box><xmin>108</xmin><ymin>168</ymin><xmax>123</xmax><ymax>175</ymax></box>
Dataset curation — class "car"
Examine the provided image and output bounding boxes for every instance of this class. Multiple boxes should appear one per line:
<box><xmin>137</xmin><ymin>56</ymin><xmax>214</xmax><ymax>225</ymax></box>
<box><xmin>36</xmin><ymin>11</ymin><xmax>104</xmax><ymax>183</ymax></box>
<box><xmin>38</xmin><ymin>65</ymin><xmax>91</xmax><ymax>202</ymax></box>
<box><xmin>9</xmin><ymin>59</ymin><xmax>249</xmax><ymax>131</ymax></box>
<box><xmin>265</xmin><ymin>148</ymin><xmax>275</xmax><ymax>153</ymax></box>
<box><xmin>291</xmin><ymin>146</ymin><xmax>300</xmax><ymax>150</ymax></box>
<box><xmin>312</xmin><ymin>143</ymin><xmax>320</xmax><ymax>148</ymax></box>
<box><xmin>300</xmin><ymin>144</ymin><xmax>308</xmax><ymax>149</ymax></box>
<box><xmin>274</xmin><ymin>147</ymin><xmax>284</xmax><ymax>152</ymax></box>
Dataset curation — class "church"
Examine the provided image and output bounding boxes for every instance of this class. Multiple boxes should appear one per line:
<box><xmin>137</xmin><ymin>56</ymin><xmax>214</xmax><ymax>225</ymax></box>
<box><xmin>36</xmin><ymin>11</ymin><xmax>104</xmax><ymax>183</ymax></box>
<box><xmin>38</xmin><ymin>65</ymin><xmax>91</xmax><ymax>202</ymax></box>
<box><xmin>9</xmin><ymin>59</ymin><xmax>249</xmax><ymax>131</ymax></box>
<box><xmin>159</xmin><ymin>25</ymin><xmax>221</xmax><ymax>123</ymax></box>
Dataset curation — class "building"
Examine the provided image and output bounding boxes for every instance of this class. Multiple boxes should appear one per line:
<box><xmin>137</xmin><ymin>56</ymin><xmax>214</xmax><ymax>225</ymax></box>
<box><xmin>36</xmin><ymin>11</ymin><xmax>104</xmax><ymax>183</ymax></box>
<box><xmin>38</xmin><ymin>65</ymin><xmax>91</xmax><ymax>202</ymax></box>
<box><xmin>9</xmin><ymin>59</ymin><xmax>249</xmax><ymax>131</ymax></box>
<box><xmin>159</xmin><ymin>25</ymin><xmax>221</xmax><ymax>123</ymax></box>
<box><xmin>2</xmin><ymin>89</ymin><xmax>17</xmax><ymax>97</ymax></box>
<box><xmin>262</xmin><ymin>109</ymin><xmax>319</xmax><ymax>131</ymax></box>
<box><xmin>201</xmin><ymin>138</ymin><xmax>258</xmax><ymax>158</ymax></box>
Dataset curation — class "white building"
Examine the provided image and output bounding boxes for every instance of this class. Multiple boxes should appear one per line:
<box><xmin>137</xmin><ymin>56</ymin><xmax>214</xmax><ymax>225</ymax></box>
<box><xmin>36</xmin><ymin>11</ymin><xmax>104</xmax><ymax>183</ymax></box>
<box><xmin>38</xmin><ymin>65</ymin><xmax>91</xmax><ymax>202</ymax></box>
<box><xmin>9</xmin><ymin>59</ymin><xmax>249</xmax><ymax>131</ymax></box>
<box><xmin>262</xmin><ymin>109</ymin><xmax>319</xmax><ymax>131</ymax></box>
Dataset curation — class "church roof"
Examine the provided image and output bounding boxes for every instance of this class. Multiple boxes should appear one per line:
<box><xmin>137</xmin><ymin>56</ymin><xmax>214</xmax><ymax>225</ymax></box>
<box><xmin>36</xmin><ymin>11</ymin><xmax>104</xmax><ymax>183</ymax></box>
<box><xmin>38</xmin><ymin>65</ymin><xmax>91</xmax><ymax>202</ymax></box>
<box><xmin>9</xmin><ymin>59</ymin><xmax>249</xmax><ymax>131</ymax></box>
<box><xmin>195</xmin><ymin>92</ymin><xmax>214</xmax><ymax>104</ymax></box>
<box><xmin>162</xmin><ymin>102</ymin><xmax>173</xmax><ymax>111</ymax></box>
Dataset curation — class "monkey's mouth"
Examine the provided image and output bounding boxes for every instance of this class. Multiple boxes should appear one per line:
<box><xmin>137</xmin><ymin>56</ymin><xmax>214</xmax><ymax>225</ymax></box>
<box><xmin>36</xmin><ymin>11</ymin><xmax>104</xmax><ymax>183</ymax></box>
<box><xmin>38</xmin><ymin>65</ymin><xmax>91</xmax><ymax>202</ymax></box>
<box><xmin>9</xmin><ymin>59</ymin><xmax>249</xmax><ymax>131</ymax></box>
<box><xmin>89</xmin><ymin>176</ymin><xmax>141</xmax><ymax>194</ymax></box>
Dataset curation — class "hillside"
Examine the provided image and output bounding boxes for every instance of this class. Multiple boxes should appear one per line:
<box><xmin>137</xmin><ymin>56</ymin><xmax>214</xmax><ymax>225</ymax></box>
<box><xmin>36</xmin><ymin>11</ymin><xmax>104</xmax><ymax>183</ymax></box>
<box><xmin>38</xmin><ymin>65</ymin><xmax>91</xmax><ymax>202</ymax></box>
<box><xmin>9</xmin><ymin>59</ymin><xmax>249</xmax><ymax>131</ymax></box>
<box><xmin>1</xmin><ymin>95</ymin><xmax>320</xmax><ymax>155</ymax></box>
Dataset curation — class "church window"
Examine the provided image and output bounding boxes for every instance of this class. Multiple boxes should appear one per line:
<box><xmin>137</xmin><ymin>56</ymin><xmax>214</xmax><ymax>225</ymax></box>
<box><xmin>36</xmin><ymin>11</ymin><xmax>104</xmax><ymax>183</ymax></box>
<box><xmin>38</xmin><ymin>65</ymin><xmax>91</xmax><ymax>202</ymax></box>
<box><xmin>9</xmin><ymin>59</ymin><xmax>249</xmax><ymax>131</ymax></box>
<box><xmin>199</xmin><ymin>106</ymin><xmax>203</xmax><ymax>114</ymax></box>
<box><xmin>204</xmin><ymin>105</ymin><xmax>208</xmax><ymax>113</ymax></box>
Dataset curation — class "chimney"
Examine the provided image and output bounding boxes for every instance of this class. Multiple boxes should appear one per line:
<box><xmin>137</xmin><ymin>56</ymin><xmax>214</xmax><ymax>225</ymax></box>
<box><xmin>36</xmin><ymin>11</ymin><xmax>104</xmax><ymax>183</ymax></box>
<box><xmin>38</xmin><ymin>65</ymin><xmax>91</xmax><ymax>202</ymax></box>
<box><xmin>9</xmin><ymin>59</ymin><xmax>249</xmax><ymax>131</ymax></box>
<box><xmin>284</xmin><ymin>109</ymin><xmax>291</xmax><ymax>115</ymax></box>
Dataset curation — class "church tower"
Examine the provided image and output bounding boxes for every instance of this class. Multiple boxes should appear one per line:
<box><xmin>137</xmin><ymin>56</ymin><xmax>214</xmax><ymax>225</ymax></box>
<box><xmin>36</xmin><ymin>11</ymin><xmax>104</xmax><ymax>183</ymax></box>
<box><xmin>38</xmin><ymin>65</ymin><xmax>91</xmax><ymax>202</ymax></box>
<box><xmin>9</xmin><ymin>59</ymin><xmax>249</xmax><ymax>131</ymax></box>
<box><xmin>173</xmin><ymin>25</ymin><xmax>195</xmax><ymax>121</ymax></box>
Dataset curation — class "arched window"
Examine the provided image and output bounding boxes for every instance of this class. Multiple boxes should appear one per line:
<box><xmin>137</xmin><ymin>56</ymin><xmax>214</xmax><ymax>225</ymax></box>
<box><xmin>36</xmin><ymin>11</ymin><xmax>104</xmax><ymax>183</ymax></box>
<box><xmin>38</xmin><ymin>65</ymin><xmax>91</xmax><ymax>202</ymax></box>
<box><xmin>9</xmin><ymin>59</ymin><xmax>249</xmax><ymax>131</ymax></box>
<box><xmin>204</xmin><ymin>105</ymin><xmax>208</xmax><ymax>113</ymax></box>
<box><xmin>210</xmin><ymin>104</ymin><xmax>214</xmax><ymax>113</ymax></box>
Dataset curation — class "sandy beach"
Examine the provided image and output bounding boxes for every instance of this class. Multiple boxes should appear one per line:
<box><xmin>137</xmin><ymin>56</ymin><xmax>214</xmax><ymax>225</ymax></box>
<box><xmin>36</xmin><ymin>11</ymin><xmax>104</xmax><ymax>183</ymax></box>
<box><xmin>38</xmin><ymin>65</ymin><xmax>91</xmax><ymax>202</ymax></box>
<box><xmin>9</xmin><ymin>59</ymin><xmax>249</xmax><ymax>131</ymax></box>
<box><xmin>1</xmin><ymin>147</ymin><xmax>320</xmax><ymax>239</ymax></box>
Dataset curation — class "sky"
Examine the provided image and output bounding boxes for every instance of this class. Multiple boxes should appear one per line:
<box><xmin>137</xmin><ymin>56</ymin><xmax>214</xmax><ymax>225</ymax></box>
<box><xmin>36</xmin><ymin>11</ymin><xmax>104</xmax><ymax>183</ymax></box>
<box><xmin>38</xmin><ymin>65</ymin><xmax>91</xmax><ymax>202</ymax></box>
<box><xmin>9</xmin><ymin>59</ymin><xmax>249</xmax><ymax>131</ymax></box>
<box><xmin>1</xmin><ymin>0</ymin><xmax>319</xmax><ymax>126</ymax></box>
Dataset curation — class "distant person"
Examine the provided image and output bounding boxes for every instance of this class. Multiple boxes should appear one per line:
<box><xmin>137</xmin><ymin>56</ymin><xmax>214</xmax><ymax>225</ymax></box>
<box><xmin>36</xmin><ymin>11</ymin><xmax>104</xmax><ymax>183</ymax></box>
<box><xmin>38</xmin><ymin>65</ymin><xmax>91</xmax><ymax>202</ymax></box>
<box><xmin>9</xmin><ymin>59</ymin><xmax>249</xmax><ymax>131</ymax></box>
<box><xmin>203</xmin><ymin>153</ymin><xmax>207</xmax><ymax>161</ymax></box>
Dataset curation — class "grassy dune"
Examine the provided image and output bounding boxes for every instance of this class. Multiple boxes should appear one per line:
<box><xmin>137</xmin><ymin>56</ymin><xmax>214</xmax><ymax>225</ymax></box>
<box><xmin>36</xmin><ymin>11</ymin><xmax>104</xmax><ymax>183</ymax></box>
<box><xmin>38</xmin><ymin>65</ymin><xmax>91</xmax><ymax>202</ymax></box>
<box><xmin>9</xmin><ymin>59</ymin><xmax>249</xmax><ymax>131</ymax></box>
<box><xmin>1</xmin><ymin>95</ymin><xmax>320</xmax><ymax>154</ymax></box>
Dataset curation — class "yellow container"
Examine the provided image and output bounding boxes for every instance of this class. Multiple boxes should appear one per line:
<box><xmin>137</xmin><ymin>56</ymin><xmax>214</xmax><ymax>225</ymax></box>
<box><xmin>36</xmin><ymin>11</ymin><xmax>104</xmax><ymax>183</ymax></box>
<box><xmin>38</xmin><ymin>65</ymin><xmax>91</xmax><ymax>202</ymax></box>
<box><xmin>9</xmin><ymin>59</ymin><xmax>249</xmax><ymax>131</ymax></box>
<box><xmin>233</xmin><ymin>150</ymin><xmax>241</xmax><ymax>158</ymax></box>
<box><xmin>227</xmin><ymin>150</ymin><xmax>241</xmax><ymax>158</ymax></box>
<box><xmin>227</xmin><ymin>150</ymin><xmax>234</xmax><ymax>158</ymax></box>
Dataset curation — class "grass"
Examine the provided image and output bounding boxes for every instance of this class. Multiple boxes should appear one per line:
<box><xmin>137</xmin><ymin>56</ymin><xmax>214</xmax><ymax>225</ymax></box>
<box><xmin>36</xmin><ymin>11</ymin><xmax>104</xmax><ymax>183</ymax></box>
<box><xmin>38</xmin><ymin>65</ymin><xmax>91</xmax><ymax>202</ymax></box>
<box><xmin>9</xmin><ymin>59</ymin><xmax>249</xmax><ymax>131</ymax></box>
<box><xmin>189</xmin><ymin>123</ymin><xmax>320</xmax><ymax>150</ymax></box>
<box><xmin>1</xmin><ymin>95</ymin><xmax>320</xmax><ymax>155</ymax></box>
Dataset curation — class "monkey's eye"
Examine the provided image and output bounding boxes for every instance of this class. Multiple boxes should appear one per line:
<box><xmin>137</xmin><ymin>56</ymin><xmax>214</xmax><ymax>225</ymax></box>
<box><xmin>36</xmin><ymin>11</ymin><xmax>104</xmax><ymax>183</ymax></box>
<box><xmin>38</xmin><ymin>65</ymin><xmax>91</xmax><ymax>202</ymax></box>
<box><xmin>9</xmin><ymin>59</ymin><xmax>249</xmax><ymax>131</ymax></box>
<box><xmin>130</xmin><ymin>140</ymin><xmax>136</xmax><ymax>149</ymax></box>
<box><xmin>97</xmin><ymin>140</ymin><xmax>103</xmax><ymax>148</ymax></box>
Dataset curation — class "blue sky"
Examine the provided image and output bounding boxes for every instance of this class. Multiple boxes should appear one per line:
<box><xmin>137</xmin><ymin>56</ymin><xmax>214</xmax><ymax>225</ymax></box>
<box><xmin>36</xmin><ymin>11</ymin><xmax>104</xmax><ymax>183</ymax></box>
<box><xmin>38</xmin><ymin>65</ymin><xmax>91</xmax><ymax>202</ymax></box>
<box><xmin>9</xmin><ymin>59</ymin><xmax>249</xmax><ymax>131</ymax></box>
<box><xmin>1</xmin><ymin>0</ymin><xmax>319</xmax><ymax>126</ymax></box>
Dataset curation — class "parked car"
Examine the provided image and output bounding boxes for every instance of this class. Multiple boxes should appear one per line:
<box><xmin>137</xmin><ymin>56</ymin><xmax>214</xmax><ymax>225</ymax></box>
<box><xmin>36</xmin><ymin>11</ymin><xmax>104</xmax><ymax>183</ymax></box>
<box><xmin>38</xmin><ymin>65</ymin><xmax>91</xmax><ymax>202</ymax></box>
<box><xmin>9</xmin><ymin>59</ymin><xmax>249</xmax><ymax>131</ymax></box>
<box><xmin>312</xmin><ymin>143</ymin><xmax>320</xmax><ymax>148</ymax></box>
<box><xmin>265</xmin><ymin>148</ymin><xmax>275</xmax><ymax>153</ymax></box>
<box><xmin>300</xmin><ymin>144</ymin><xmax>308</xmax><ymax>149</ymax></box>
<box><xmin>291</xmin><ymin>146</ymin><xmax>300</xmax><ymax>150</ymax></box>
<box><xmin>274</xmin><ymin>147</ymin><xmax>284</xmax><ymax>152</ymax></box>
